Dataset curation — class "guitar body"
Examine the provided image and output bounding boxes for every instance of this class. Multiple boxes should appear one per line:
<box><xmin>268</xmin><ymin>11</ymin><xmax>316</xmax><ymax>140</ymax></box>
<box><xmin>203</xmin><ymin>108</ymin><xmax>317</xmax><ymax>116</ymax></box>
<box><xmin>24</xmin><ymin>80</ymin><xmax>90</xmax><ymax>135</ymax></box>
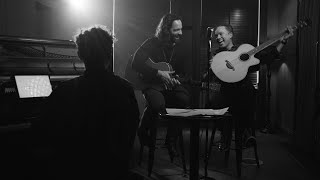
<box><xmin>124</xmin><ymin>57</ymin><xmax>173</xmax><ymax>91</ymax></box>
<box><xmin>125</xmin><ymin>57</ymin><xmax>220</xmax><ymax>91</ymax></box>
<box><xmin>145</xmin><ymin>60</ymin><xmax>173</xmax><ymax>72</ymax></box>
<box><xmin>210</xmin><ymin>44</ymin><xmax>260</xmax><ymax>83</ymax></box>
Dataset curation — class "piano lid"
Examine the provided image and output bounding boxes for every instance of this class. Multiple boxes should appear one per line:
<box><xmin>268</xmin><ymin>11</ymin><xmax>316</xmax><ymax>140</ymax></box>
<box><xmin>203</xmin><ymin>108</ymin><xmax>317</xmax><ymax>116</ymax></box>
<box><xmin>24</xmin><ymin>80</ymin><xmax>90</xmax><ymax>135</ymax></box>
<box><xmin>0</xmin><ymin>56</ymin><xmax>85</xmax><ymax>75</ymax></box>
<box><xmin>0</xmin><ymin>35</ymin><xmax>85</xmax><ymax>76</ymax></box>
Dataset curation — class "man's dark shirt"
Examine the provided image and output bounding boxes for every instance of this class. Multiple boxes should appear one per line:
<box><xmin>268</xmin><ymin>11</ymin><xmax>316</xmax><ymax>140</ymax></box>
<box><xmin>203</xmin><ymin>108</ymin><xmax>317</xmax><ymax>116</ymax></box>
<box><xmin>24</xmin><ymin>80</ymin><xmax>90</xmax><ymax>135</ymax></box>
<box><xmin>132</xmin><ymin>37</ymin><xmax>184</xmax><ymax>83</ymax></box>
<box><xmin>33</xmin><ymin>70</ymin><xmax>140</xmax><ymax>179</ymax></box>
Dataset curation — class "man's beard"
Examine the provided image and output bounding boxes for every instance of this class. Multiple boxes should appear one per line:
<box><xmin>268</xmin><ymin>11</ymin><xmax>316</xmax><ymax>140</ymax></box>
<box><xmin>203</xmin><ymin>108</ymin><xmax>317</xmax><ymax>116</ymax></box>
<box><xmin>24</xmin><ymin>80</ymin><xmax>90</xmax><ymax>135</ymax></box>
<box><xmin>170</xmin><ymin>34</ymin><xmax>182</xmax><ymax>44</ymax></box>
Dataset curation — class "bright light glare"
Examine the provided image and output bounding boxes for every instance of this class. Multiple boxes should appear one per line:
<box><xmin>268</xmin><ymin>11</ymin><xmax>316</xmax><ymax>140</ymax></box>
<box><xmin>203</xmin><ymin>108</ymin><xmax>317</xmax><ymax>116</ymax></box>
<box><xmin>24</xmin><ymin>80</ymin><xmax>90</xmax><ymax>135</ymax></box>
<box><xmin>67</xmin><ymin>0</ymin><xmax>88</xmax><ymax>12</ymax></box>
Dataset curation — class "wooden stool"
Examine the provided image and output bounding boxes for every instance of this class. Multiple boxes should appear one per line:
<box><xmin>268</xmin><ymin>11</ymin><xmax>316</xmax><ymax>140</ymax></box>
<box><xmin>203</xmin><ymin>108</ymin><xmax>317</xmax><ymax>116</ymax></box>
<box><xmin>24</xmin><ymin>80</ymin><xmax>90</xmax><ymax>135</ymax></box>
<box><xmin>206</xmin><ymin>119</ymin><xmax>260</xmax><ymax>177</ymax></box>
<box><xmin>137</xmin><ymin>115</ymin><xmax>187</xmax><ymax>177</ymax></box>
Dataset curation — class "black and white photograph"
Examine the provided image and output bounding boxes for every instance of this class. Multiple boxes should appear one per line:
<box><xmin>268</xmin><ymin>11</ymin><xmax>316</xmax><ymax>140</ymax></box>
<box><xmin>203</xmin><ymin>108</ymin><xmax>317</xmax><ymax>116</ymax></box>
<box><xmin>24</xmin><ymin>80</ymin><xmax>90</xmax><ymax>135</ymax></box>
<box><xmin>0</xmin><ymin>0</ymin><xmax>319</xmax><ymax>179</ymax></box>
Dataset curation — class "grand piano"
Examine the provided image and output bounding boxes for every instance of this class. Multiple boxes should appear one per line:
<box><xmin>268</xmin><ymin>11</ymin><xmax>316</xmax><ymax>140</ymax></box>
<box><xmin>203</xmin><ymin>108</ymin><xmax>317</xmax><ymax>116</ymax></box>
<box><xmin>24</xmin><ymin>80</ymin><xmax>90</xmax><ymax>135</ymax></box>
<box><xmin>0</xmin><ymin>35</ymin><xmax>85</xmax><ymax>132</ymax></box>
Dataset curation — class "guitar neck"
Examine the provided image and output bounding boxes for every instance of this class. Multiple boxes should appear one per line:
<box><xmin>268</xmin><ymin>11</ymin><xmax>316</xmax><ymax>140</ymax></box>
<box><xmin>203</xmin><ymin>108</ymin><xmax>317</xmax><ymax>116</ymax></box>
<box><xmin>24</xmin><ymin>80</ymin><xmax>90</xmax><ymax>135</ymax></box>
<box><xmin>247</xmin><ymin>25</ymin><xmax>299</xmax><ymax>56</ymax></box>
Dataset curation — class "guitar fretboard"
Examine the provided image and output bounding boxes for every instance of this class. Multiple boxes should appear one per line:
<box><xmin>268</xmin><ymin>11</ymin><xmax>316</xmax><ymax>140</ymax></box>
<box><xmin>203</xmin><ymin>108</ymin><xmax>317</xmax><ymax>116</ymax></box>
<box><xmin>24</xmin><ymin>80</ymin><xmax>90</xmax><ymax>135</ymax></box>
<box><xmin>247</xmin><ymin>23</ymin><xmax>301</xmax><ymax>56</ymax></box>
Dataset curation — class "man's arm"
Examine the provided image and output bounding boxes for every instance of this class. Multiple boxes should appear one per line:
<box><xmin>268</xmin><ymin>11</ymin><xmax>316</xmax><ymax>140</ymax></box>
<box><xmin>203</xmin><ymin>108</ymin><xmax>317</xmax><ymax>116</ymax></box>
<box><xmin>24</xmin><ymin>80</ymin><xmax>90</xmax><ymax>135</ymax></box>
<box><xmin>276</xmin><ymin>26</ymin><xmax>294</xmax><ymax>53</ymax></box>
<box><xmin>132</xmin><ymin>39</ymin><xmax>158</xmax><ymax>80</ymax></box>
<box><xmin>132</xmin><ymin>38</ymin><xmax>179</xmax><ymax>89</ymax></box>
<box><xmin>255</xmin><ymin>26</ymin><xmax>294</xmax><ymax>65</ymax></box>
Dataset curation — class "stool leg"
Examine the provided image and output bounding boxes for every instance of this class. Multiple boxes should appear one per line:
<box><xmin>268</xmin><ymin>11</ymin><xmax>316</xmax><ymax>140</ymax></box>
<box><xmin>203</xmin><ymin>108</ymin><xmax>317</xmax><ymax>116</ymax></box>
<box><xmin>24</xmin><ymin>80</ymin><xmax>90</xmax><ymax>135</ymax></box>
<box><xmin>235</xmin><ymin>127</ymin><xmax>243</xmax><ymax>177</ymax></box>
<box><xmin>224</xmin><ymin>147</ymin><xmax>230</xmax><ymax>168</ymax></box>
<box><xmin>178</xmin><ymin>130</ymin><xmax>187</xmax><ymax>174</ymax></box>
<box><xmin>224</xmin><ymin>120</ymin><xmax>233</xmax><ymax>167</ymax></box>
<box><xmin>252</xmin><ymin>128</ymin><xmax>260</xmax><ymax>168</ymax></box>
<box><xmin>138</xmin><ymin>143</ymin><xmax>144</xmax><ymax>166</ymax></box>
<box><xmin>147</xmin><ymin>128</ymin><xmax>157</xmax><ymax>177</ymax></box>
<box><xmin>205</xmin><ymin>125</ymin><xmax>217</xmax><ymax>177</ymax></box>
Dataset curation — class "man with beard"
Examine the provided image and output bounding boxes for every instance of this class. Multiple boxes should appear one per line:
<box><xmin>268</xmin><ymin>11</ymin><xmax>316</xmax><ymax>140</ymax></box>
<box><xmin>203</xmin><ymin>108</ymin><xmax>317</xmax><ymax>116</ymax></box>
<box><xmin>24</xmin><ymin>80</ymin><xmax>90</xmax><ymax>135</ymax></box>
<box><xmin>131</xmin><ymin>13</ymin><xmax>190</xmax><ymax>158</ymax></box>
<box><xmin>204</xmin><ymin>24</ymin><xmax>294</xmax><ymax>150</ymax></box>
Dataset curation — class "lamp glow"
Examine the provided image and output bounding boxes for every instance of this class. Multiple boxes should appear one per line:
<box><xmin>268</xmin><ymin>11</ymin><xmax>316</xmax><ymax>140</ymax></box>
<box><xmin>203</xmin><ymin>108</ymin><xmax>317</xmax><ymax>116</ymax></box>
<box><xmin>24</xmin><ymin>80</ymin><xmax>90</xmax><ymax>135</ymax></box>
<box><xmin>67</xmin><ymin>0</ymin><xmax>88</xmax><ymax>12</ymax></box>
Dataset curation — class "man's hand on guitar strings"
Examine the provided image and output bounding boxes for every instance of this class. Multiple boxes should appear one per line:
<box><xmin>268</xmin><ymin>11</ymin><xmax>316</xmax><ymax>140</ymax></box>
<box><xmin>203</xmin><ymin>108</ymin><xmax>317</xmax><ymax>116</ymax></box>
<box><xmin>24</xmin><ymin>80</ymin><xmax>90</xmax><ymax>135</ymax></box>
<box><xmin>171</xmin><ymin>77</ymin><xmax>181</xmax><ymax>85</ymax></box>
<box><xmin>157</xmin><ymin>70</ymin><xmax>176</xmax><ymax>90</ymax></box>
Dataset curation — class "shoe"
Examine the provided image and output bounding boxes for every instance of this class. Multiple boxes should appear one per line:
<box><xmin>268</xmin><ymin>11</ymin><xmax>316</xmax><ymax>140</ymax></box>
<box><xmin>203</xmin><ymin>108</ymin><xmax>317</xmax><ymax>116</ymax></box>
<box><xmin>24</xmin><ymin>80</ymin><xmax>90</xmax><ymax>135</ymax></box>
<box><xmin>241</xmin><ymin>128</ymin><xmax>256</xmax><ymax>148</ymax></box>
<box><xmin>244</xmin><ymin>136</ymin><xmax>256</xmax><ymax>148</ymax></box>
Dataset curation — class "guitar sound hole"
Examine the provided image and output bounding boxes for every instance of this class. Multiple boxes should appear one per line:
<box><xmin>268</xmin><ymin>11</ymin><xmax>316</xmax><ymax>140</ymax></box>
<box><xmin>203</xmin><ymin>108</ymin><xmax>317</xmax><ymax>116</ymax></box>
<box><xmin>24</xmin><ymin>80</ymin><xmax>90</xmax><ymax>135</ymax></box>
<box><xmin>239</xmin><ymin>53</ymin><xmax>250</xmax><ymax>61</ymax></box>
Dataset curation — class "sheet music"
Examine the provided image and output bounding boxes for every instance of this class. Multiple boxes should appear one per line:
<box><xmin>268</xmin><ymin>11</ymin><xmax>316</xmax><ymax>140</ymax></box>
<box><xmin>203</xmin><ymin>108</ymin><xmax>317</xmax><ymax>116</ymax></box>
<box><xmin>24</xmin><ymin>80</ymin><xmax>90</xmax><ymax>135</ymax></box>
<box><xmin>166</xmin><ymin>107</ymin><xmax>229</xmax><ymax>117</ymax></box>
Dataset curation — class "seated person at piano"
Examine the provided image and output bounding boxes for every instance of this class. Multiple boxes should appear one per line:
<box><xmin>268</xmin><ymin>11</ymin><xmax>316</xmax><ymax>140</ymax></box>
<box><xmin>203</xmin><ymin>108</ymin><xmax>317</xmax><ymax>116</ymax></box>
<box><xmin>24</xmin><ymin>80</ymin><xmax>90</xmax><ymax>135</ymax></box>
<box><xmin>32</xmin><ymin>25</ymin><xmax>140</xmax><ymax>179</ymax></box>
<box><xmin>203</xmin><ymin>24</ymin><xmax>294</xmax><ymax>150</ymax></box>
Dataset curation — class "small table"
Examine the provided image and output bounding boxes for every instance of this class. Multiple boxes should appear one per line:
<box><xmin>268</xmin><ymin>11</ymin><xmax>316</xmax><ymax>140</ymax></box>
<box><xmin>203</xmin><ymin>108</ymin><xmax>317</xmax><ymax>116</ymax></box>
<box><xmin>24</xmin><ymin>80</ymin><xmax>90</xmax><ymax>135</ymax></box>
<box><xmin>159</xmin><ymin>109</ymin><xmax>232</xmax><ymax>180</ymax></box>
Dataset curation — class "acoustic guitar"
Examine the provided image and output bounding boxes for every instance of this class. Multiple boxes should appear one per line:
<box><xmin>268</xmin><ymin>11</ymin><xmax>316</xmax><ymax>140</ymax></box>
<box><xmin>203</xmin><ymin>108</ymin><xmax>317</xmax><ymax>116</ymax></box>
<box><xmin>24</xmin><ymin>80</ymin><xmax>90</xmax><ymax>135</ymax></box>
<box><xmin>210</xmin><ymin>19</ymin><xmax>311</xmax><ymax>83</ymax></box>
<box><xmin>125</xmin><ymin>57</ymin><xmax>220</xmax><ymax>91</ymax></box>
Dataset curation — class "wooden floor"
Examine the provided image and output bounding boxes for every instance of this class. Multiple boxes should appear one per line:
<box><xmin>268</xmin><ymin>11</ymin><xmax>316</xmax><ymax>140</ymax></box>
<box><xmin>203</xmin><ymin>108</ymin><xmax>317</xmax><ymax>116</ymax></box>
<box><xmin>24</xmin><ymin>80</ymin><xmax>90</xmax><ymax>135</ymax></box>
<box><xmin>0</xmin><ymin>126</ymin><xmax>319</xmax><ymax>180</ymax></box>
<box><xmin>130</xmin><ymin>128</ymin><xmax>319</xmax><ymax>180</ymax></box>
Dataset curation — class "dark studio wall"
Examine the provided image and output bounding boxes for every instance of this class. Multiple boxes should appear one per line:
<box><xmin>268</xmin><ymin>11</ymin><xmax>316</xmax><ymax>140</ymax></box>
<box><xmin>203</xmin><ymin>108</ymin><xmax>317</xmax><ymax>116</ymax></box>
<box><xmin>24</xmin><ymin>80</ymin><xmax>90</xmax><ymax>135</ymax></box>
<box><xmin>294</xmin><ymin>0</ymin><xmax>320</xmax><ymax>161</ymax></box>
<box><xmin>262</xmin><ymin>0</ymin><xmax>298</xmax><ymax>135</ymax></box>
<box><xmin>262</xmin><ymin>0</ymin><xmax>320</xmax><ymax>162</ymax></box>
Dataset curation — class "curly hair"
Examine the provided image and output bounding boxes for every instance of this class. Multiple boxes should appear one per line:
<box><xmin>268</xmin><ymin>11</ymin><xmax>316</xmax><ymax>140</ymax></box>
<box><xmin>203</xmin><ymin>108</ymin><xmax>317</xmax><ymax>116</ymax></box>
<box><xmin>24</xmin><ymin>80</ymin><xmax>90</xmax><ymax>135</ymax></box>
<box><xmin>73</xmin><ymin>25</ymin><xmax>116</xmax><ymax>71</ymax></box>
<box><xmin>155</xmin><ymin>13</ymin><xmax>182</xmax><ymax>42</ymax></box>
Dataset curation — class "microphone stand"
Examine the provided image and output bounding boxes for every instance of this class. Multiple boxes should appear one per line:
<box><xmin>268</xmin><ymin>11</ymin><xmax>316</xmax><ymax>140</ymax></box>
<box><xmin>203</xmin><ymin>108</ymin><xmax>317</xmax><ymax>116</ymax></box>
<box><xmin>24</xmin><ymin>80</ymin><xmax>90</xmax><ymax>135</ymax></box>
<box><xmin>261</xmin><ymin>63</ymin><xmax>274</xmax><ymax>134</ymax></box>
<box><xmin>201</xmin><ymin>27</ymin><xmax>216</xmax><ymax>180</ymax></box>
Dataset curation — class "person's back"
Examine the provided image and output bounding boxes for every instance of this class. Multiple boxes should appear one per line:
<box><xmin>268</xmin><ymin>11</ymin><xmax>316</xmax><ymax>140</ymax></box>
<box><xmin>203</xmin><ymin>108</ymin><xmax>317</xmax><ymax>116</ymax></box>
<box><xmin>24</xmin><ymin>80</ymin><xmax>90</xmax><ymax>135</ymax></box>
<box><xmin>45</xmin><ymin>71</ymin><xmax>139</xmax><ymax>179</ymax></box>
<box><xmin>32</xmin><ymin>25</ymin><xmax>140</xmax><ymax>180</ymax></box>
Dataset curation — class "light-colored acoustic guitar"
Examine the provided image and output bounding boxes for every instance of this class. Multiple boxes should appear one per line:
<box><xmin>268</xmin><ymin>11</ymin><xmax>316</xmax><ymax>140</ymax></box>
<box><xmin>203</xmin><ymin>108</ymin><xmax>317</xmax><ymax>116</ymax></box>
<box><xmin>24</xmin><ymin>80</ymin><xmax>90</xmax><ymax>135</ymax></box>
<box><xmin>210</xmin><ymin>19</ymin><xmax>310</xmax><ymax>83</ymax></box>
<box><xmin>125</xmin><ymin>57</ymin><xmax>220</xmax><ymax>91</ymax></box>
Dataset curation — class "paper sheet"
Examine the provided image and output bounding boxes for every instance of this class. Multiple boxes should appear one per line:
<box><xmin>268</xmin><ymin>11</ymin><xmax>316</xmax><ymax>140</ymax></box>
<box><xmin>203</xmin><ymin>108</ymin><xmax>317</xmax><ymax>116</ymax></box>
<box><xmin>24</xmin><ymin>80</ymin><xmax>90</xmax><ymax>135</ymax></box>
<box><xmin>166</xmin><ymin>107</ymin><xmax>229</xmax><ymax>117</ymax></box>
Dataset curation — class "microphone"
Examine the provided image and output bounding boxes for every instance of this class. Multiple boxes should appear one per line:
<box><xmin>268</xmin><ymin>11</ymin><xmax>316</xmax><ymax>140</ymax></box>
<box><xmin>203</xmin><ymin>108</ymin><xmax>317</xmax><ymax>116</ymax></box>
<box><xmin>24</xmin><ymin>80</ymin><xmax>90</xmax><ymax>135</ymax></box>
<box><xmin>207</xmin><ymin>27</ymin><xmax>214</xmax><ymax>39</ymax></box>
<box><xmin>207</xmin><ymin>27</ymin><xmax>214</xmax><ymax>30</ymax></box>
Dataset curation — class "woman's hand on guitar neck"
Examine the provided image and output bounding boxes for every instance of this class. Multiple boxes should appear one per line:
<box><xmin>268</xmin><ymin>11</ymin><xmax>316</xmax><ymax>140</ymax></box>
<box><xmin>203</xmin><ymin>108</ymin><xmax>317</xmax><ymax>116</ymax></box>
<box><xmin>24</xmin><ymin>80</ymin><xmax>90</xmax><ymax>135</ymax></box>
<box><xmin>157</xmin><ymin>70</ymin><xmax>181</xmax><ymax>90</ymax></box>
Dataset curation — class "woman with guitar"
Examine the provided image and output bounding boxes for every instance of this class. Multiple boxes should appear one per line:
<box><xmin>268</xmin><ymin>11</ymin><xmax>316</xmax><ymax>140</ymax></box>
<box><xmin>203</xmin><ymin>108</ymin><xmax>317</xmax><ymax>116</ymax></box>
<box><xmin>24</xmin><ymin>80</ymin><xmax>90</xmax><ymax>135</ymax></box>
<box><xmin>204</xmin><ymin>24</ymin><xmax>294</xmax><ymax>150</ymax></box>
<box><xmin>131</xmin><ymin>13</ymin><xmax>190</xmax><ymax>158</ymax></box>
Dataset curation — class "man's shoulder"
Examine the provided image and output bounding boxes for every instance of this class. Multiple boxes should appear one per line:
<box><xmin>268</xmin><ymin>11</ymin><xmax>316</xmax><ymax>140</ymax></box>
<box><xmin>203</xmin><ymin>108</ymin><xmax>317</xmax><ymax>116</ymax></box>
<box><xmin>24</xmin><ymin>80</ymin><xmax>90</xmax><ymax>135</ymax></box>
<box><xmin>146</xmin><ymin>36</ymin><xmax>159</xmax><ymax>43</ymax></box>
<box><xmin>140</xmin><ymin>37</ymin><xmax>160</xmax><ymax>47</ymax></box>
<box><xmin>49</xmin><ymin>76</ymin><xmax>82</xmax><ymax>97</ymax></box>
<box><xmin>110</xmin><ymin>74</ymin><xmax>135</xmax><ymax>91</ymax></box>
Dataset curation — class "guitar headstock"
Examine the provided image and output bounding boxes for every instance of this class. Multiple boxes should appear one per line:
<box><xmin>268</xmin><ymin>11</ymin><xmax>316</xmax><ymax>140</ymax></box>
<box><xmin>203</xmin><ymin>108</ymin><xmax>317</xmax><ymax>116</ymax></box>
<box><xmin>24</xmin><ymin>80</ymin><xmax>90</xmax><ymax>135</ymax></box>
<box><xmin>297</xmin><ymin>18</ymin><xmax>312</xmax><ymax>28</ymax></box>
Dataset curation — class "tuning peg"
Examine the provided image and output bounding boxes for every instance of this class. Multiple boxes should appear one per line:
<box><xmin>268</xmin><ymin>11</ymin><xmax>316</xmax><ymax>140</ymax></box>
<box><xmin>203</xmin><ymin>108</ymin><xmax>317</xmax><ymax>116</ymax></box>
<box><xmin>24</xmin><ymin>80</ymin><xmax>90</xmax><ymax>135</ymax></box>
<box><xmin>302</xmin><ymin>17</ymin><xmax>312</xmax><ymax>27</ymax></box>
